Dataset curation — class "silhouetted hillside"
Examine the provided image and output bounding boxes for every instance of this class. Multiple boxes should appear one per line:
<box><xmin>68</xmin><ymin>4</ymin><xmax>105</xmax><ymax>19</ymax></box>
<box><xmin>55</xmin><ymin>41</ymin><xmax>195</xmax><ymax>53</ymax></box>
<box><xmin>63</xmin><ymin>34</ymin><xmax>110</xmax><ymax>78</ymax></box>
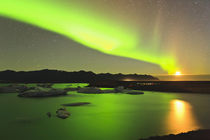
<box><xmin>0</xmin><ymin>69</ymin><xmax>158</xmax><ymax>83</ymax></box>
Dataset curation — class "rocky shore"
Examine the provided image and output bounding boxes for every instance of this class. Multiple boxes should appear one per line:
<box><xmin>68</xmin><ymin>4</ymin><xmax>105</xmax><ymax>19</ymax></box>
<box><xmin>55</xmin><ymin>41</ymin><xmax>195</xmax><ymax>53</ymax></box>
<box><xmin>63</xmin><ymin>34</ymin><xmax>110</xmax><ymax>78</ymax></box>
<box><xmin>140</xmin><ymin>129</ymin><xmax>210</xmax><ymax>140</ymax></box>
<box><xmin>18</xmin><ymin>87</ymin><xmax>68</xmax><ymax>97</ymax></box>
<box><xmin>0</xmin><ymin>84</ymin><xmax>144</xmax><ymax>97</ymax></box>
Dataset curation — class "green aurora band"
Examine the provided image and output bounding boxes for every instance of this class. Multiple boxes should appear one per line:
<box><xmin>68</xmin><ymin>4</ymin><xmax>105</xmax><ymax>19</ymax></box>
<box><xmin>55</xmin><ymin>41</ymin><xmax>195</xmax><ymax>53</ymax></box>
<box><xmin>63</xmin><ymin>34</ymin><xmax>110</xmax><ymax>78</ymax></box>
<box><xmin>0</xmin><ymin>0</ymin><xmax>178</xmax><ymax>73</ymax></box>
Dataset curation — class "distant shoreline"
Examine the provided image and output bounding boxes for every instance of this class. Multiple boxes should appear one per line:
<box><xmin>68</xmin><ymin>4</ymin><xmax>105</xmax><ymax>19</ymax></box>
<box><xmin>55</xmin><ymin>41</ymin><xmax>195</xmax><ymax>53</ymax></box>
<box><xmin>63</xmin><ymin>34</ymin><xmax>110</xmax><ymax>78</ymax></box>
<box><xmin>90</xmin><ymin>81</ymin><xmax>210</xmax><ymax>93</ymax></box>
<box><xmin>0</xmin><ymin>69</ymin><xmax>158</xmax><ymax>83</ymax></box>
<box><xmin>1</xmin><ymin>69</ymin><xmax>210</xmax><ymax>93</ymax></box>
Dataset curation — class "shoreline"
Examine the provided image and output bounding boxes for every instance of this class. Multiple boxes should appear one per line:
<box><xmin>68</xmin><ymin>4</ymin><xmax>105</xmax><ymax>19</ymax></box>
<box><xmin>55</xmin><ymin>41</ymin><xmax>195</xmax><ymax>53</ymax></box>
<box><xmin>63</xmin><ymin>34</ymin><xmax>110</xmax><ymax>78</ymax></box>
<box><xmin>1</xmin><ymin>81</ymin><xmax>210</xmax><ymax>94</ymax></box>
<box><xmin>140</xmin><ymin>129</ymin><xmax>210</xmax><ymax>140</ymax></box>
<box><xmin>90</xmin><ymin>81</ymin><xmax>210</xmax><ymax>94</ymax></box>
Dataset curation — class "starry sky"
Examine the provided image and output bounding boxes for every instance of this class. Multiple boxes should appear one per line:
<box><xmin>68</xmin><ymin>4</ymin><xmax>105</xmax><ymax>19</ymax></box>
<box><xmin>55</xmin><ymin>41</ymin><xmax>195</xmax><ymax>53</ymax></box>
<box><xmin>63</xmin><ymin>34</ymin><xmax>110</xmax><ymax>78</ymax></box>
<box><xmin>0</xmin><ymin>0</ymin><xmax>210</xmax><ymax>74</ymax></box>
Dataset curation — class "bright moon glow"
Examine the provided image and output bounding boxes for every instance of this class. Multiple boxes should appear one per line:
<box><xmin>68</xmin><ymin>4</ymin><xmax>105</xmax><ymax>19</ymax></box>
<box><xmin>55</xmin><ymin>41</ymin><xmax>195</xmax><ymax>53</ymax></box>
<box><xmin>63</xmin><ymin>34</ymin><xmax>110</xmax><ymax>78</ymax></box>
<box><xmin>175</xmin><ymin>71</ymin><xmax>181</xmax><ymax>75</ymax></box>
<box><xmin>0</xmin><ymin>0</ymin><xmax>179</xmax><ymax>73</ymax></box>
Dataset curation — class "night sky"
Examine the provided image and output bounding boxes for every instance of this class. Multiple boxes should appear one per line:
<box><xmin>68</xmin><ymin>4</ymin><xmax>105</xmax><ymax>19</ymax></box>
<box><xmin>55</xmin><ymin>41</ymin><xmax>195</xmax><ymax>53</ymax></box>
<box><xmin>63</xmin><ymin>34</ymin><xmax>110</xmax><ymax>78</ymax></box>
<box><xmin>0</xmin><ymin>0</ymin><xmax>210</xmax><ymax>74</ymax></box>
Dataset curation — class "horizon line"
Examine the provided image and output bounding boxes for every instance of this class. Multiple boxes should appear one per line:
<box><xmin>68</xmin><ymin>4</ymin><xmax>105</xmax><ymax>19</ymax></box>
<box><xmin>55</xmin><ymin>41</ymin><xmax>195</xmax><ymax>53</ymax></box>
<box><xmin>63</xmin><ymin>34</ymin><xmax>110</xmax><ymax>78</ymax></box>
<box><xmin>0</xmin><ymin>69</ymin><xmax>210</xmax><ymax>76</ymax></box>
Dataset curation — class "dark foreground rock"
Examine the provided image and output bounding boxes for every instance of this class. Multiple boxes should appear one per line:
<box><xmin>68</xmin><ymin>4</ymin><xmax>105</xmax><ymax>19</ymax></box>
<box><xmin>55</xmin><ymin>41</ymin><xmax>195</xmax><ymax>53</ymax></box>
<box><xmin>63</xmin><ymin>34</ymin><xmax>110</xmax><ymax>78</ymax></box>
<box><xmin>140</xmin><ymin>129</ymin><xmax>210</xmax><ymax>140</ymax></box>
<box><xmin>64</xmin><ymin>87</ymin><xmax>78</xmax><ymax>92</ymax></box>
<box><xmin>101</xmin><ymin>89</ymin><xmax>116</xmax><ymax>93</ymax></box>
<box><xmin>77</xmin><ymin>87</ymin><xmax>102</xmax><ymax>94</ymax></box>
<box><xmin>114</xmin><ymin>86</ymin><xmax>125</xmax><ymax>93</ymax></box>
<box><xmin>0</xmin><ymin>84</ymin><xmax>28</xmax><ymax>93</ymax></box>
<box><xmin>125</xmin><ymin>90</ymin><xmax>144</xmax><ymax>95</ymax></box>
<box><xmin>37</xmin><ymin>83</ymin><xmax>53</xmax><ymax>88</ymax></box>
<box><xmin>56</xmin><ymin>108</ymin><xmax>70</xmax><ymax>119</ymax></box>
<box><xmin>46</xmin><ymin>112</ymin><xmax>52</xmax><ymax>118</ymax></box>
<box><xmin>18</xmin><ymin>87</ymin><xmax>67</xmax><ymax>97</ymax></box>
<box><xmin>0</xmin><ymin>86</ymin><xmax>19</xmax><ymax>93</ymax></box>
<box><xmin>62</xmin><ymin>102</ymin><xmax>91</xmax><ymax>107</ymax></box>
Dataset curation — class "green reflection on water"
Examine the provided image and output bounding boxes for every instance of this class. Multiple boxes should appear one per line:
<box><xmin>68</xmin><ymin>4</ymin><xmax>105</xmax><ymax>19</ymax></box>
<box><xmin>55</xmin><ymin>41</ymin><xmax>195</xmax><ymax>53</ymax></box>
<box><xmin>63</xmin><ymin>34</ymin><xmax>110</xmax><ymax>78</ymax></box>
<box><xmin>0</xmin><ymin>83</ymin><xmax>205</xmax><ymax>140</ymax></box>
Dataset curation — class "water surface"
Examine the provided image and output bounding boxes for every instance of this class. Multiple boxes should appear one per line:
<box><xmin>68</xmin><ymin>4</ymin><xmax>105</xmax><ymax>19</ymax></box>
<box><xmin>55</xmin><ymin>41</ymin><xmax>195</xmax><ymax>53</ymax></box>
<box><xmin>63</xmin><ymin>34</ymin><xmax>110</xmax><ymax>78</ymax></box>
<box><xmin>0</xmin><ymin>84</ymin><xmax>210</xmax><ymax>140</ymax></box>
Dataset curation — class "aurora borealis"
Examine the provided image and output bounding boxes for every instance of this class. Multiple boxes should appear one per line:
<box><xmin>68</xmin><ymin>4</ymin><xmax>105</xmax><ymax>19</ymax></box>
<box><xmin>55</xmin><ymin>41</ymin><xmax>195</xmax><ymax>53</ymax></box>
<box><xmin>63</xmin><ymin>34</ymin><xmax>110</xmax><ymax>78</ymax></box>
<box><xmin>0</xmin><ymin>0</ymin><xmax>210</xmax><ymax>74</ymax></box>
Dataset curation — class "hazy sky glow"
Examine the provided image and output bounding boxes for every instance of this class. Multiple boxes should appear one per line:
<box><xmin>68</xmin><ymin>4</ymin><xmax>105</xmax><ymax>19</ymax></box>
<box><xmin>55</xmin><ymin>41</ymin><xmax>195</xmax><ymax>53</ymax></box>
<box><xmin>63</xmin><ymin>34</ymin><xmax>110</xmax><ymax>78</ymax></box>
<box><xmin>0</xmin><ymin>0</ymin><xmax>210</xmax><ymax>74</ymax></box>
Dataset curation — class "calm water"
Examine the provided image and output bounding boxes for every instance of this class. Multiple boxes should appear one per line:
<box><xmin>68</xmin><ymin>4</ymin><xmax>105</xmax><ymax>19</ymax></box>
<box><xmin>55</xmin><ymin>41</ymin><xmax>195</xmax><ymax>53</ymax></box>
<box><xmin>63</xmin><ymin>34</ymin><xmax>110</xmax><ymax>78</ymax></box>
<box><xmin>0</xmin><ymin>84</ymin><xmax>210</xmax><ymax>140</ymax></box>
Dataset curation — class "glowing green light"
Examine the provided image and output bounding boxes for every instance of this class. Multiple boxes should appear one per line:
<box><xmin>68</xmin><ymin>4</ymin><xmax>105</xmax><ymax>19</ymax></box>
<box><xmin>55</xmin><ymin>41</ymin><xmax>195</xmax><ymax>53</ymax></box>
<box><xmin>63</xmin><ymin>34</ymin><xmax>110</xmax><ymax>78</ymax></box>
<box><xmin>0</xmin><ymin>0</ymin><xmax>178</xmax><ymax>73</ymax></box>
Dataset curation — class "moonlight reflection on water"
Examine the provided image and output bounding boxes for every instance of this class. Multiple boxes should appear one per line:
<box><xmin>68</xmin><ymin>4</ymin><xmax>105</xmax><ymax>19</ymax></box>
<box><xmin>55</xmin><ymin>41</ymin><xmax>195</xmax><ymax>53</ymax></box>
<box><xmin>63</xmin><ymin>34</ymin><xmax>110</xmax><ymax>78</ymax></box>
<box><xmin>167</xmin><ymin>100</ymin><xmax>200</xmax><ymax>134</ymax></box>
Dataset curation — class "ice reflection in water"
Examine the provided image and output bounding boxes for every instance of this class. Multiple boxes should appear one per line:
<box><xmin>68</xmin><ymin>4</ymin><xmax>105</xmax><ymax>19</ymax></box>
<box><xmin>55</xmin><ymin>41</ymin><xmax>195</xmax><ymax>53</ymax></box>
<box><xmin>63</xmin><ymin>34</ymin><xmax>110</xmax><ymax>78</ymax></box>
<box><xmin>167</xmin><ymin>99</ymin><xmax>200</xmax><ymax>134</ymax></box>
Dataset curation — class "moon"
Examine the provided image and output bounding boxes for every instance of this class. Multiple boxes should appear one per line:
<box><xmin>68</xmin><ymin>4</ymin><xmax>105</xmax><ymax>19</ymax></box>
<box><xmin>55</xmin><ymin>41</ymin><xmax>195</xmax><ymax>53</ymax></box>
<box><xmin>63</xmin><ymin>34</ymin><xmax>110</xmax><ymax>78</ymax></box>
<box><xmin>175</xmin><ymin>71</ymin><xmax>182</xmax><ymax>76</ymax></box>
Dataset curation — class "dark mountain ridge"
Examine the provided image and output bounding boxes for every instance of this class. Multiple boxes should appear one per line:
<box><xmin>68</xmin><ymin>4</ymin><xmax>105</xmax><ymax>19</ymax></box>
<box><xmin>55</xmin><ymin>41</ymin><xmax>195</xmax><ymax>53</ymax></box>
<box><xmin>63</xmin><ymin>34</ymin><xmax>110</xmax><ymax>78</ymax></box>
<box><xmin>0</xmin><ymin>69</ymin><xmax>158</xmax><ymax>83</ymax></box>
